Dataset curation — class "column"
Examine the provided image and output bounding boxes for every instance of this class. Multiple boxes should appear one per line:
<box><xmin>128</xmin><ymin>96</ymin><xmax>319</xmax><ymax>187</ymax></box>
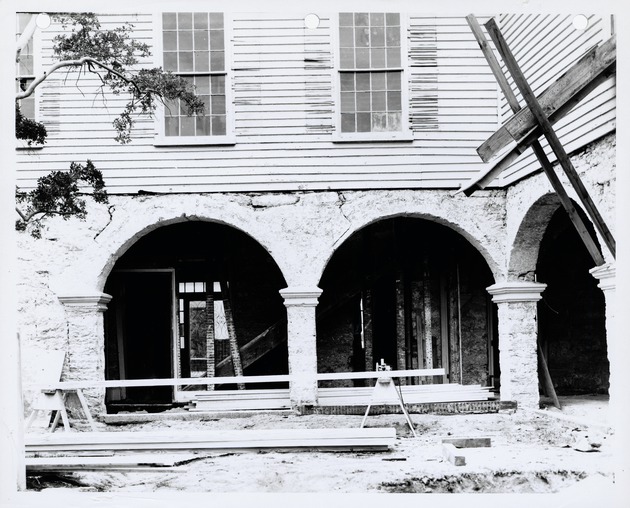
<box><xmin>589</xmin><ymin>264</ymin><xmax>620</xmax><ymax>425</ymax></box>
<box><xmin>279</xmin><ymin>286</ymin><xmax>322</xmax><ymax>407</ymax></box>
<box><xmin>486</xmin><ymin>281</ymin><xmax>547</xmax><ymax>410</ymax></box>
<box><xmin>58</xmin><ymin>292</ymin><xmax>112</xmax><ymax>417</ymax></box>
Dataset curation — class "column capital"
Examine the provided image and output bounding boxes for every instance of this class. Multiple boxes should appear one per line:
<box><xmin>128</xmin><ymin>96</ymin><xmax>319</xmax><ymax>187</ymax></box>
<box><xmin>590</xmin><ymin>262</ymin><xmax>615</xmax><ymax>292</ymax></box>
<box><xmin>58</xmin><ymin>292</ymin><xmax>112</xmax><ymax>312</ymax></box>
<box><xmin>486</xmin><ymin>281</ymin><xmax>547</xmax><ymax>303</ymax></box>
<box><xmin>279</xmin><ymin>287</ymin><xmax>323</xmax><ymax>307</ymax></box>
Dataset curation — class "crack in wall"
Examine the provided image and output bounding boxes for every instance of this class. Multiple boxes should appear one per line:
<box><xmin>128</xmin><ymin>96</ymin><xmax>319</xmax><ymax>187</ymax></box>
<box><xmin>93</xmin><ymin>205</ymin><xmax>116</xmax><ymax>240</ymax></box>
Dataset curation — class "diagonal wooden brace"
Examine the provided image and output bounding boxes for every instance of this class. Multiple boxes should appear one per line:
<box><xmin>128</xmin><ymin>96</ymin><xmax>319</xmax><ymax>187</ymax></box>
<box><xmin>465</xmin><ymin>15</ymin><xmax>605</xmax><ymax>265</ymax></box>
<box><xmin>484</xmin><ymin>18</ymin><xmax>615</xmax><ymax>259</ymax></box>
<box><xmin>478</xmin><ymin>36</ymin><xmax>616</xmax><ymax>163</ymax></box>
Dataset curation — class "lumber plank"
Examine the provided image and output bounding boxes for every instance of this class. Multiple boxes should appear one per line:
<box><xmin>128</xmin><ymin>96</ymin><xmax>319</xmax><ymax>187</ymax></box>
<box><xmin>442</xmin><ymin>437</ymin><xmax>491</xmax><ymax>448</ymax></box>
<box><xmin>477</xmin><ymin>36</ymin><xmax>616</xmax><ymax>162</ymax></box>
<box><xmin>25</xmin><ymin>428</ymin><xmax>397</xmax><ymax>453</ymax></box>
<box><xmin>442</xmin><ymin>443</ymin><xmax>466</xmax><ymax>466</ymax></box>
<box><xmin>25</xmin><ymin>454</ymin><xmax>198</xmax><ymax>470</ymax></box>
<box><xmin>30</xmin><ymin>368</ymin><xmax>447</xmax><ymax>391</ymax></box>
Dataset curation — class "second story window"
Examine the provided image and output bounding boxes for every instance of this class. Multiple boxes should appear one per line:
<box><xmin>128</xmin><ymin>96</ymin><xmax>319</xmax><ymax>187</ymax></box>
<box><xmin>16</xmin><ymin>13</ymin><xmax>36</xmax><ymax>120</ymax></box>
<box><xmin>158</xmin><ymin>12</ymin><xmax>232</xmax><ymax>144</ymax></box>
<box><xmin>337</xmin><ymin>12</ymin><xmax>410</xmax><ymax>140</ymax></box>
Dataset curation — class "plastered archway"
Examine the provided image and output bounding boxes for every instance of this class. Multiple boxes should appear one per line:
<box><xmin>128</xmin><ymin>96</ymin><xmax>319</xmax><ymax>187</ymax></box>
<box><xmin>316</xmin><ymin>215</ymin><xmax>498</xmax><ymax>390</ymax></box>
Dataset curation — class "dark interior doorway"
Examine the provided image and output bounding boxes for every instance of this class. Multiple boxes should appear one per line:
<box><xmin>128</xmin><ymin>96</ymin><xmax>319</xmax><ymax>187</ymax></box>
<box><xmin>105</xmin><ymin>270</ymin><xmax>174</xmax><ymax>405</ymax></box>
<box><xmin>103</xmin><ymin>221</ymin><xmax>287</xmax><ymax>412</ymax></box>
<box><xmin>536</xmin><ymin>206</ymin><xmax>608</xmax><ymax>395</ymax></box>
<box><xmin>316</xmin><ymin>217</ymin><xmax>497</xmax><ymax>388</ymax></box>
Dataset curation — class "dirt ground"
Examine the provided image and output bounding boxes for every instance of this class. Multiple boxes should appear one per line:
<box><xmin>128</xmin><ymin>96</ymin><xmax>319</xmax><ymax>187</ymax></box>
<box><xmin>23</xmin><ymin>395</ymin><xmax>619</xmax><ymax>495</ymax></box>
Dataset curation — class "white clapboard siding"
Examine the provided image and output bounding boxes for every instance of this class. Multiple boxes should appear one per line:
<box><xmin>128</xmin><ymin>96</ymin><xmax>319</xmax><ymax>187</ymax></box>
<box><xmin>496</xmin><ymin>13</ymin><xmax>615</xmax><ymax>186</ymax></box>
<box><xmin>16</xmin><ymin>12</ymin><xmax>612</xmax><ymax>194</ymax></box>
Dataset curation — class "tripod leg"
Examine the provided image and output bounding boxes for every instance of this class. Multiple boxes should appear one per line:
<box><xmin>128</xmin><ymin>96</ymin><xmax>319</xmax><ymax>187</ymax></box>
<box><xmin>360</xmin><ymin>404</ymin><xmax>372</xmax><ymax>428</ymax></box>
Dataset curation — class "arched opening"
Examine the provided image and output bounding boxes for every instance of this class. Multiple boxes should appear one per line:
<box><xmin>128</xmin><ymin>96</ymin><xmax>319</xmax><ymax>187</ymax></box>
<box><xmin>103</xmin><ymin>221</ymin><xmax>287</xmax><ymax>412</ymax></box>
<box><xmin>316</xmin><ymin>217</ymin><xmax>497</xmax><ymax>389</ymax></box>
<box><xmin>536</xmin><ymin>206</ymin><xmax>608</xmax><ymax>395</ymax></box>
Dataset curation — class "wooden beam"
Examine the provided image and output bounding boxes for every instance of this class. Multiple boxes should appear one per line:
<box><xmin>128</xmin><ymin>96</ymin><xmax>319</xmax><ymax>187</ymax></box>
<box><xmin>538</xmin><ymin>343</ymin><xmax>561</xmax><ymax>409</ymax></box>
<box><xmin>478</xmin><ymin>36</ymin><xmax>616</xmax><ymax>162</ymax></box>
<box><xmin>442</xmin><ymin>437</ymin><xmax>491</xmax><ymax>448</ymax></box>
<box><xmin>485</xmin><ymin>18</ymin><xmax>616</xmax><ymax>259</ymax></box>
<box><xmin>30</xmin><ymin>368</ymin><xmax>448</xmax><ymax>391</ymax></box>
<box><xmin>215</xmin><ymin>320</ymin><xmax>285</xmax><ymax>376</ymax></box>
<box><xmin>466</xmin><ymin>14</ymin><xmax>520</xmax><ymax>110</ymax></box>
<box><xmin>219</xmin><ymin>281</ymin><xmax>245</xmax><ymax>389</ymax></box>
<box><xmin>26</xmin><ymin>428</ymin><xmax>397</xmax><ymax>453</ymax></box>
<box><xmin>465</xmin><ymin>15</ymin><xmax>605</xmax><ymax>265</ymax></box>
<box><xmin>25</xmin><ymin>454</ymin><xmax>197</xmax><ymax>472</ymax></box>
<box><xmin>462</xmin><ymin>36</ymin><xmax>616</xmax><ymax>194</ymax></box>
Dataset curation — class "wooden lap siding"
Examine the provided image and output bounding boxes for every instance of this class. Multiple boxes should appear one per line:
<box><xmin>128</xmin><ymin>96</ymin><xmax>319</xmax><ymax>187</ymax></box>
<box><xmin>16</xmin><ymin>13</ymin><xmax>613</xmax><ymax>194</ymax></box>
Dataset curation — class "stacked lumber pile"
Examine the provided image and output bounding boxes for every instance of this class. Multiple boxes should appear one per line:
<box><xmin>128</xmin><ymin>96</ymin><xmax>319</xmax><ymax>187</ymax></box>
<box><xmin>25</xmin><ymin>427</ymin><xmax>396</xmax><ymax>473</ymax></box>
<box><xmin>188</xmin><ymin>383</ymin><xmax>494</xmax><ymax>411</ymax></box>
<box><xmin>27</xmin><ymin>428</ymin><xmax>396</xmax><ymax>453</ymax></box>
<box><xmin>188</xmin><ymin>388</ymin><xmax>292</xmax><ymax>411</ymax></box>
<box><xmin>319</xmin><ymin>384</ymin><xmax>493</xmax><ymax>406</ymax></box>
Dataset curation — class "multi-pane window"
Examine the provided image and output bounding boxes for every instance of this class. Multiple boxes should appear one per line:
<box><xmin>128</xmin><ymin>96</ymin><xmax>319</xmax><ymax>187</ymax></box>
<box><xmin>162</xmin><ymin>12</ymin><xmax>227</xmax><ymax>138</ymax></box>
<box><xmin>16</xmin><ymin>13</ymin><xmax>36</xmax><ymax>120</ymax></box>
<box><xmin>338</xmin><ymin>13</ymin><xmax>404</xmax><ymax>134</ymax></box>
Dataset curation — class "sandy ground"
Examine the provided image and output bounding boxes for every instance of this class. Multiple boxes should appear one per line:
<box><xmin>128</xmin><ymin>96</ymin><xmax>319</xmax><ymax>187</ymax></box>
<box><xmin>24</xmin><ymin>395</ymin><xmax>618</xmax><ymax>494</ymax></box>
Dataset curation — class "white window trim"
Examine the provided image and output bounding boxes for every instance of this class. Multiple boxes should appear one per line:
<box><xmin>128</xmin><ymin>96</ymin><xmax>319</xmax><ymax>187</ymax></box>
<box><xmin>331</xmin><ymin>11</ymin><xmax>413</xmax><ymax>143</ymax></box>
<box><xmin>153</xmin><ymin>12</ymin><xmax>236</xmax><ymax>147</ymax></box>
<box><xmin>16</xmin><ymin>13</ymin><xmax>44</xmax><ymax>150</ymax></box>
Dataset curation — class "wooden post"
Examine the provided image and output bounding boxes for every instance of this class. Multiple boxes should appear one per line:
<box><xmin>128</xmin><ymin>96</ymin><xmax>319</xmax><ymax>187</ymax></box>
<box><xmin>412</xmin><ymin>281</ymin><xmax>423</xmax><ymax>374</ymax></box>
<box><xmin>484</xmin><ymin>18</ymin><xmax>615</xmax><ymax>259</ymax></box>
<box><xmin>220</xmin><ymin>280</ymin><xmax>245</xmax><ymax>390</ymax></box>
<box><xmin>205</xmin><ymin>287</ymin><xmax>215</xmax><ymax>391</ymax></box>
<box><xmin>466</xmin><ymin>15</ymin><xmax>605</xmax><ymax>266</ymax></box>
<box><xmin>362</xmin><ymin>289</ymin><xmax>374</xmax><ymax>373</ymax></box>
<box><xmin>448</xmin><ymin>261</ymin><xmax>461</xmax><ymax>384</ymax></box>
<box><xmin>395</xmin><ymin>276</ymin><xmax>407</xmax><ymax>385</ymax></box>
<box><xmin>538</xmin><ymin>342</ymin><xmax>561</xmax><ymax>409</ymax></box>
<box><xmin>439</xmin><ymin>271</ymin><xmax>449</xmax><ymax>383</ymax></box>
<box><xmin>422</xmin><ymin>255</ymin><xmax>433</xmax><ymax>380</ymax></box>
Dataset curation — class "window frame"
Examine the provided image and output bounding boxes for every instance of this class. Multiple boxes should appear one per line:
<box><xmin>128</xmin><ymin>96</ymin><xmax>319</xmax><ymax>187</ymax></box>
<box><xmin>16</xmin><ymin>12</ymin><xmax>43</xmax><ymax>149</ymax></box>
<box><xmin>153</xmin><ymin>12</ymin><xmax>235</xmax><ymax>146</ymax></box>
<box><xmin>332</xmin><ymin>11</ymin><xmax>413</xmax><ymax>143</ymax></box>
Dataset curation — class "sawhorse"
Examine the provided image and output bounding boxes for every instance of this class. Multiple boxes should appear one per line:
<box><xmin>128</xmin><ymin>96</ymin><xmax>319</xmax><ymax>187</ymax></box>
<box><xmin>360</xmin><ymin>376</ymin><xmax>417</xmax><ymax>437</ymax></box>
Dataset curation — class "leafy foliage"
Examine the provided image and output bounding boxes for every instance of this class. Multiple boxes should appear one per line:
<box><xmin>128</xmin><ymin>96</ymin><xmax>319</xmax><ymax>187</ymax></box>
<box><xmin>15</xmin><ymin>12</ymin><xmax>205</xmax><ymax>235</ymax></box>
<box><xmin>15</xmin><ymin>103</ymin><xmax>47</xmax><ymax>146</ymax></box>
<box><xmin>49</xmin><ymin>13</ymin><xmax>204</xmax><ymax>143</ymax></box>
<box><xmin>16</xmin><ymin>160</ymin><xmax>108</xmax><ymax>239</ymax></box>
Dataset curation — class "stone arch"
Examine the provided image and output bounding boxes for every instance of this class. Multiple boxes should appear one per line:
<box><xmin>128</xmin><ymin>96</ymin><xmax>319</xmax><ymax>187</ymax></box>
<box><xmin>315</xmin><ymin>214</ymin><xmax>498</xmax><ymax>387</ymax></box>
<box><xmin>315</xmin><ymin>211</ymin><xmax>503</xmax><ymax>288</ymax></box>
<box><xmin>507</xmin><ymin>193</ymin><xmax>603</xmax><ymax>281</ymax></box>
<box><xmin>102</xmin><ymin>219</ymin><xmax>290</xmax><ymax>409</ymax></box>
<box><xmin>52</xmin><ymin>196</ymin><xmax>291</xmax><ymax>296</ymax></box>
<box><xmin>508</xmin><ymin>192</ymin><xmax>608</xmax><ymax>396</ymax></box>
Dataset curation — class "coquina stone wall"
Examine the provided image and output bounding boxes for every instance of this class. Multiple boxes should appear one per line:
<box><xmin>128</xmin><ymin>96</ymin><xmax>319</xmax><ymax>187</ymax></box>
<box><xmin>16</xmin><ymin>133</ymin><xmax>616</xmax><ymax>414</ymax></box>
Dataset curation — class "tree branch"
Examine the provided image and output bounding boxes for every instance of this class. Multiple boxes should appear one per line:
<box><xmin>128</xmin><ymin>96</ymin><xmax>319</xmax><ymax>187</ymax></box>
<box><xmin>15</xmin><ymin>56</ymin><xmax>155</xmax><ymax>101</ymax></box>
